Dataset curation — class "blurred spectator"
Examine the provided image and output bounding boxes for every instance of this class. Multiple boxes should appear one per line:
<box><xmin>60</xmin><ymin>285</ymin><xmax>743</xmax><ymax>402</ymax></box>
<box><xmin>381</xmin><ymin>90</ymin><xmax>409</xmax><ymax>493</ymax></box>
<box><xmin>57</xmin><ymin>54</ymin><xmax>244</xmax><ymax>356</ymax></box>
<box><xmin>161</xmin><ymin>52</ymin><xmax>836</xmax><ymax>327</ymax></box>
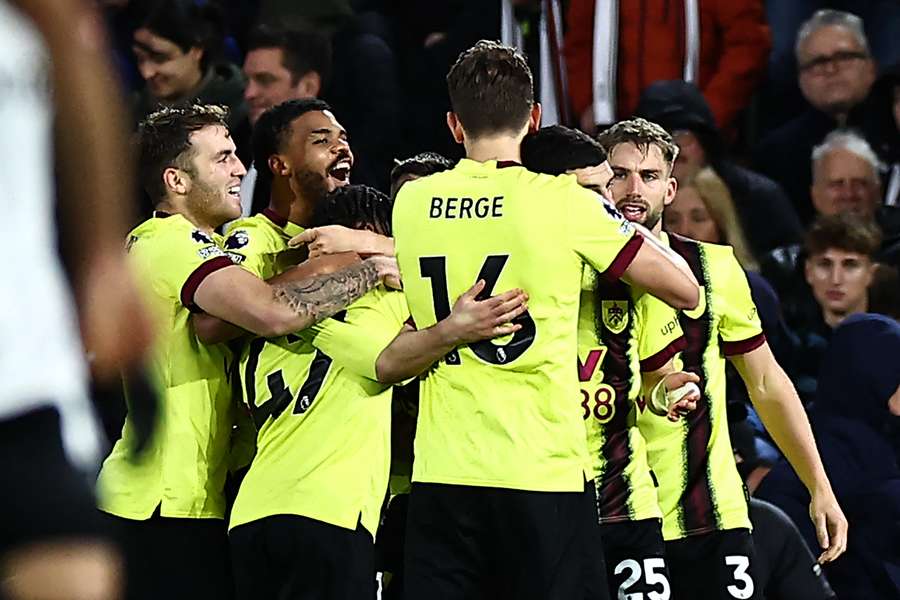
<box><xmin>749</xmin><ymin>498</ymin><xmax>837</xmax><ymax>600</ymax></box>
<box><xmin>762</xmin><ymin>131</ymin><xmax>900</xmax><ymax>320</ymax></box>
<box><xmin>862</xmin><ymin>62</ymin><xmax>900</xmax><ymax>207</ymax></box>
<box><xmin>869</xmin><ymin>263</ymin><xmax>900</xmax><ymax>320</ymax></box>
<box><xmin>635</xmin><ymin>80</ymin><xmax>803</xmax><ymax>256</ymax></box>
<box><xmin>131</xmin><ymin>0</ymin><xmax>247</xmax><ymax>133</ymax></box>
<box><xmin>664</xmin><ymin>166</ymin><xmax>759</xmax><ymax>271</ymax></box>
<box><xmin>237</xmin><ymin>24</ymin><xmax>332</xmax><ymax>217</ymax></box>
<box><xmin>756</xmin><ymin>313</ymin><xmax>900</xmax><ymax>600</ymax></box>
<box><xmin>760</xmin><ymin>1</ymin><xmax>900</xmax><ymax>134</ymax></box>
<box><xmin>243</xmin><ymin>25</ymin><xmax>331</xmax><ymax>128</ymax></box>
<box><xmin>767</xmin><ymin>213</ymin><xmax>881</xmax><ymax>403</ymax></box>
<box><xmin>810</xmin><ymin>130</ymin><xmax>884</xmax><ymax>219</ymax></box>
<box><xmin>564</xmin><ymin>0</ymin><xmax>771</xmax><ymax>132</ymax></box>
<box><xmin>804</xmin><ymin>213</ymin><xmax>878</xmax><ymax>329</ymax></box>
<box><xmin>753</xmin><ymin>10</ymin><xmax>877</xmax><ymax>222</ymax></box>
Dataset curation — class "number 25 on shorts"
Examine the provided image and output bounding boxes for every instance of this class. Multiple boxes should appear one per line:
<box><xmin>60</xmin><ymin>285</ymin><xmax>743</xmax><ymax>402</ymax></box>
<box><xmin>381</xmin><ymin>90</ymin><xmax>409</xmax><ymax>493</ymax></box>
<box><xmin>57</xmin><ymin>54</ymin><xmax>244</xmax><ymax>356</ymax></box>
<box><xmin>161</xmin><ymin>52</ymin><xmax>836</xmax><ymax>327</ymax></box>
<box><xmin>420</xmin><ymin>254</ymin><xmax>536</xmax><ymax>365</ymax></box>
<box><xmin>615</xmin><ymin>557</ymin><xmax>670</xmax><ymax>600</ymax></box>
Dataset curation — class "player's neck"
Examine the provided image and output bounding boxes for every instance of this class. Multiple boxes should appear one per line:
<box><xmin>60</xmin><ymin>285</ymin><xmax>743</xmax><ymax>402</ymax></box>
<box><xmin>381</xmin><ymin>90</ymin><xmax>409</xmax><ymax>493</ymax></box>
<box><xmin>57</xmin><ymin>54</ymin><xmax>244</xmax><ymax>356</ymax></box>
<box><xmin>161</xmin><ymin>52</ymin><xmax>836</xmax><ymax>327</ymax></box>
<box><xmin>156</xmin><ymin>199</ymin><xmax>216</xmax><ymax>233</ymax></box>
<box><xmin>464</xmin><ymin>135</ymin><xmax>524</xmax><ymax>164</ymax></box>
<box><xmin>271</xmin><ymin>178</ymin><xmax>313</xmax><ymax>227</ymax></box>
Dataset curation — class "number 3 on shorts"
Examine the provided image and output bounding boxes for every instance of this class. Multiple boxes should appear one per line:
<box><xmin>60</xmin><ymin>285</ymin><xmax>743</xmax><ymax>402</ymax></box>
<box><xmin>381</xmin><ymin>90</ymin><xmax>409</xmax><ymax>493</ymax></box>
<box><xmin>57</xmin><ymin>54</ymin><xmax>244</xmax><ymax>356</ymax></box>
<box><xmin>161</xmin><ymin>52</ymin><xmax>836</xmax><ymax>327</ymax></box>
<box><xmin>725</xmin><ymin>555</ymin><xmax>754</xmax><ymax>599</ymax></box>
<box><xmin>614</xmin><ymin>557</ymin><xmax>670</xmax><ymax>600</ymax></box>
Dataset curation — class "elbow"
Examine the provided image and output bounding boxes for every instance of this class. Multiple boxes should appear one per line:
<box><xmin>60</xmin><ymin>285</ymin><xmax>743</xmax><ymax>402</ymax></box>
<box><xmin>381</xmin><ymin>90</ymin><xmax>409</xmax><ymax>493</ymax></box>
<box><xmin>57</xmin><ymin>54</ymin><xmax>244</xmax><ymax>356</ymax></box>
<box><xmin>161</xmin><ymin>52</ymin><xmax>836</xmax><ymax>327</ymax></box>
<box><xmin>253</xmin><ymin>311</ymin><xmax>311</xmax><ymax>339</ymax></box>
<box><xmin>669</xmin><ymin>283</ymin><xmax>700</xmax><ymax>311</ymax></box>
<box><xmin>375</xmin><ymin>355</ymin><xmax>404</xmax><ymax>386</ymax></box>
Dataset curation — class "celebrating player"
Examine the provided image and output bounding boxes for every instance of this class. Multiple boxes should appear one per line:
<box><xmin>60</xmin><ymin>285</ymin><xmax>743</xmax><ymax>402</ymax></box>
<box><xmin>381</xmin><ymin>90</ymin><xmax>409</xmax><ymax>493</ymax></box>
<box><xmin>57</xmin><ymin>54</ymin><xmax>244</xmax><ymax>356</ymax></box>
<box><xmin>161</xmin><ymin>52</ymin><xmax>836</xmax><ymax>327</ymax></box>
<box><xmin>597</xmin><ymin>117</ymin><xmax>848</xmax><ymax>600</ymax></box>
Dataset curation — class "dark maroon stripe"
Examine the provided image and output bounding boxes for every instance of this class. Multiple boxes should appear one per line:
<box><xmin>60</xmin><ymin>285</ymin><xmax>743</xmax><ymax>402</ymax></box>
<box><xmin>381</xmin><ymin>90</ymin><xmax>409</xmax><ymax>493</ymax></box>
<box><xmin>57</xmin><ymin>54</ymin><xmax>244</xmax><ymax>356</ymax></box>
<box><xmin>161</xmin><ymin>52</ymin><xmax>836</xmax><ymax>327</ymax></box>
<box><xmin>496</xmin><ymin>160</ymin><xmax>522</xmax><ymax>169</ymax></box>
<box><xmin>594</xmin><ymin>279</ymin><xmax>637</xmax><ymax>521</ymax></box>
<box><xmin>721</xmin><ymin>332</ymin><xmax>766</xmax><ymax>356</ymax></box>
<box><xmin>668</xmin><ymin>236</ymin><xmax>718</xmax><ymax>534</ymax></box>
<box><xmin>639</xmin><ymin>336</ymin><xmax>687</xmax><ymax>372</ymax></box>
<box><xmin>262</xmin><ymin>207</ymin><xmax>288</xmax><ymax>227</ymax></box>
<box><xmin>603</xmin><ymin>233</ymin><xmax>644</xmax><ymax>282</ymax></box>
<box><xmin>180</xmin><ymin>256</ymin><xmax>235</xmax><ymax>313</ymax></box>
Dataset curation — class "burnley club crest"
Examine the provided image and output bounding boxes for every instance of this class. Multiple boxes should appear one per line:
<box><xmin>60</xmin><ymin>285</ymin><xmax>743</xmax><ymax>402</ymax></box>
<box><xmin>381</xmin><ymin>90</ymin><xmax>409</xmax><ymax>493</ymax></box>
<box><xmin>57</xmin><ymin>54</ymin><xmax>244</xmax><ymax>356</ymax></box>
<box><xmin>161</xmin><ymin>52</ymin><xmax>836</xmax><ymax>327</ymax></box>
<box><xmin>601</xmin><ymin>300</ymin><xmax>629</xmax><ymax>334</ymax></box>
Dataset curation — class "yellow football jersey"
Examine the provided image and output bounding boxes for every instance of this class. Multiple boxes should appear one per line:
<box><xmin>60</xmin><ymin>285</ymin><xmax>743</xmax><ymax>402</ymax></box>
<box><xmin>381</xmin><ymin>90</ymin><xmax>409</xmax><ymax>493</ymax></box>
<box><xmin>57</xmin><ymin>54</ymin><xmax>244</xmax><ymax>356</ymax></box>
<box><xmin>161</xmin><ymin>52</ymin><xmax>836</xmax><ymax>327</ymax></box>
<box><xmin>637</xmin><ymin>233</ymin><xmax>764</xmax><ymax>540</ymax></box>
<box><xmin>393</xmin><ymin>159</ymin><xmax>642</xmax><ymax>492</ymax></box>
<box><xmin>97</xmin><ymin>212</ymin><xmax>237</xmax><ymax>519</ymax></box>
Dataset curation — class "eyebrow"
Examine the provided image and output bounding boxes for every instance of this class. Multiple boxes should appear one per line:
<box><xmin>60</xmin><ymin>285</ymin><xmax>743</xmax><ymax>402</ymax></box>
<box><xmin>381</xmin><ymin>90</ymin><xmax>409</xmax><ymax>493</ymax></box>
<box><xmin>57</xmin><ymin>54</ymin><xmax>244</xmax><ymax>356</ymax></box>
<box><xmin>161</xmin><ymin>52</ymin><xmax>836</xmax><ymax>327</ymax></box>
<box><xmin>214</xmin><ymin>148</ymin><xmax>234</xmax><ymax>160</ymax></box>
<box><xmin>308</xmin><ymin>128</ymin><xmax>348</xmax><ymax>139</ymax></box>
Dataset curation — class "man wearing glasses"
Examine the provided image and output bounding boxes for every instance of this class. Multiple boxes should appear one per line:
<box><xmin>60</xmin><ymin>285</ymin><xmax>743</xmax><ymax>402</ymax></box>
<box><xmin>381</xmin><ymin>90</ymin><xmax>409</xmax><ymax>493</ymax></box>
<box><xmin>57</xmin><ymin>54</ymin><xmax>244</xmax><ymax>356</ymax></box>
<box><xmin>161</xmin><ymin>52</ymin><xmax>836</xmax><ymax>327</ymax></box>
<box><xmin>754</xmin><ymin>10</ymin><xmax>878</xmax><ymax>223</ymax></box>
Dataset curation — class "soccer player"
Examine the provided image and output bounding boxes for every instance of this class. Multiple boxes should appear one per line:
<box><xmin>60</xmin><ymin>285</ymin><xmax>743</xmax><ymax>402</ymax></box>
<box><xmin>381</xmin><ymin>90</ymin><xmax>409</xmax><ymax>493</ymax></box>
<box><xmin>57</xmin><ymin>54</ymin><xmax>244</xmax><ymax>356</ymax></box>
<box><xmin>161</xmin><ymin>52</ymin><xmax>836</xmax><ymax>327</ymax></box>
<box><xmin>0</xmin><ymin>1</ymin><xmax>151</xmax><ymax>599</ymax></box>
<box><xmin>390</xmin><ymin>152</ymin><xmax>455</xmax><ymax>199</ymax></box>
<box><xmin>226</xmin><ymin>183</ymin><xmax>526</xmax><ymax>600</ymax></box>
<box><xmin>391</xmin><ymin>41</ymin><xmax>699</xmax><ymax>598</ymax></box>
<box><xmin>521</xmin><ymin>125</ymin><xmax>702</xmax><ymax>600</ymax></box>
<box><xmin>597</xmin><ymin>117</ymin><xmax>848</xmax><ymax>599</ymax></box>
<box><xmin>96</xmin><ymin>104</ymin><xmax>398</xmax><ymax>600</ymax></box>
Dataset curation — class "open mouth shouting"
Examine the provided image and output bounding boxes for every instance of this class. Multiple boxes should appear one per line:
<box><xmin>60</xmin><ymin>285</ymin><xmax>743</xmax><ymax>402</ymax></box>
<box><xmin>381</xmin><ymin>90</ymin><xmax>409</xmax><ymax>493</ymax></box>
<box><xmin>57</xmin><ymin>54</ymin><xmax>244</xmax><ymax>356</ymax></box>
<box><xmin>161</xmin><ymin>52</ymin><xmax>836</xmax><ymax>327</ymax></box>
<box><xmin>326</xmin><ymin>154</ymin><xmax>353</xmax><ymax>189</ymax></box>
<box><xmin>616</xmin><ymin>198</ymin><xmax>649</xmax><ymax>223</ymax></box>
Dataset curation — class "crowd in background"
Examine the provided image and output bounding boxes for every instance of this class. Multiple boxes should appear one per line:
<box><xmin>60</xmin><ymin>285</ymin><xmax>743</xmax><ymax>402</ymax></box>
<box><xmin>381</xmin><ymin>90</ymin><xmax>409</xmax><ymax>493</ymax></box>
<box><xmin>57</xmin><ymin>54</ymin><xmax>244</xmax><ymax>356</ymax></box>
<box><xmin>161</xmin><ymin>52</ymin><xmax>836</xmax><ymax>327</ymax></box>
<box><xmin>87</xmin><ymin>0</ymin><xmax>900</xmax><ymax>597</ymax></box>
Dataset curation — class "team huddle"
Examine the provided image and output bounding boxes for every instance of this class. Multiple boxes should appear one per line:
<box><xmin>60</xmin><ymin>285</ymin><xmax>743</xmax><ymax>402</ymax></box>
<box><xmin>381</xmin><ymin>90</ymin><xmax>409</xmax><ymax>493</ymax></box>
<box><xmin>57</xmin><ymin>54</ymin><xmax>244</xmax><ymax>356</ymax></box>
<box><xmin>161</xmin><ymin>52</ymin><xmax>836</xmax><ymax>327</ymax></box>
<box><xmin>98</xmin><ymin>40</ymin><xmax>848</xmax><ymax>600</ymax></box>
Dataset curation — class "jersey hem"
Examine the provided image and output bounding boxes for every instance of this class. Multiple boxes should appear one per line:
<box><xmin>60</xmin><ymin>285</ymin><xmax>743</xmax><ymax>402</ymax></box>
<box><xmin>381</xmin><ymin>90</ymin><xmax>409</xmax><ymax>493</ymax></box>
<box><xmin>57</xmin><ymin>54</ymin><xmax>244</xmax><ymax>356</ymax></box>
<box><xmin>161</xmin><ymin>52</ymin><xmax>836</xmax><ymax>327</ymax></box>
<box><xmin>229</xmin><ymin>510</ymin><xmax>375</xmax><ymax>537</ymax></box>
<box><xmin>411</xmin><ymin>474</ymin><xmax>585</xmax><ymax>493</ymax></box>
<box><xmin>662</xmin><ymin>522</ymin><xmax>753</xmax><ymax>541</ymax></box>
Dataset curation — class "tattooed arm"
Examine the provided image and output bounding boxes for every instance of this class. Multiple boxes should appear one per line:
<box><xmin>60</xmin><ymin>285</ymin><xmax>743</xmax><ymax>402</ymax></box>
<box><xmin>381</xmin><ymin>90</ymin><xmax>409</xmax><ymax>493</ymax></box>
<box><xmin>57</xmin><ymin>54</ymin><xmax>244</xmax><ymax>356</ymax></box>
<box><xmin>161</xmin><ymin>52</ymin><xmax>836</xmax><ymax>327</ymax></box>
<box><xmin>193</xmin><ymin>256</ymin><xmax>398</xmax><ymax>339</ymax></box>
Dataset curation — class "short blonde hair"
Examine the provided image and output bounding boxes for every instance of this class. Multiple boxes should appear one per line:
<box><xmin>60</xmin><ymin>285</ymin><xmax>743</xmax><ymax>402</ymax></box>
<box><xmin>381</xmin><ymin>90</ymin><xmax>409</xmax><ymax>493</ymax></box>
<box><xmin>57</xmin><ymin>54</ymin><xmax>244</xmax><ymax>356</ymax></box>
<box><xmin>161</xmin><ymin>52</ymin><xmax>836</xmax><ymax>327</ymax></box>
<box><xmin>680</xmin><ymin>167</ymin><xmax>759</xmax><ymax>271</ymax></box>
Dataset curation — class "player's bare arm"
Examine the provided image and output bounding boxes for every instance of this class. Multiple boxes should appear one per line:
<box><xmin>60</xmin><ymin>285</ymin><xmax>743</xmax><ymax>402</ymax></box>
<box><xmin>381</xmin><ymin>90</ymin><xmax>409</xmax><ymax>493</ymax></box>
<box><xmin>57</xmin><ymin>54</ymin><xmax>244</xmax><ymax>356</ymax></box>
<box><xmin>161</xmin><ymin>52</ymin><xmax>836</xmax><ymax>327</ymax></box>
<box><xmin>622</xmin><ymin>242</ymin><xmax>700</xmax><ymax>311</ymax></box>
<box><xmin>376</xmin><ymin>280</ymin><xmax>528</xmax><ymax>384</ymax></box>
<box><xmin>641</xmin><ymin>361</ymin><xmax>701</xmax><ymax>422</ymax></box>
<box><xmin>729</xmin><ymin>343</ymin><xmax>848</xmax><ymax>563</ymax></box>
<box><xmin>291</xmin><ymin>226</ymin><xmax>396</xmax><ymax>258</ymax></box>
<box><xmin>194</xmin><ymin>256</ymin><xmax>398</xmax><ymax>339</ymax></box>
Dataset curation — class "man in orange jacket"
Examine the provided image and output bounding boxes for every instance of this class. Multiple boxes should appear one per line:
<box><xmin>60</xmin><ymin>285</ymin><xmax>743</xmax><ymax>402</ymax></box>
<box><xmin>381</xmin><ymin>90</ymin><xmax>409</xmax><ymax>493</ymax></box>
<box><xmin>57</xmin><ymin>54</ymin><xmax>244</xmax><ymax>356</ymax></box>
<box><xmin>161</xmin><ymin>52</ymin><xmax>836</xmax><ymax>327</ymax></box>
<box><xmin>564</xmin><ymin>0</ymin><xmax>771</xmax><ymax>132</ymax></box>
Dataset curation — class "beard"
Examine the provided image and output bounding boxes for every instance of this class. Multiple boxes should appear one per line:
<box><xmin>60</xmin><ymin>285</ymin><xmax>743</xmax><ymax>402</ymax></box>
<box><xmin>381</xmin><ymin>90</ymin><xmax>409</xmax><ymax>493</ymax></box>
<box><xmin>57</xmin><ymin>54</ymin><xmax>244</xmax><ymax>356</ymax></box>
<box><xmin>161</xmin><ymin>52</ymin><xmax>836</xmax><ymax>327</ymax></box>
<box><xmin>191</xmin><ymin>178</ymin><xmax>239</xmax><ymax>228</ymax></box>
<box><xmin>291</xmin><ymin>169</ymin><xmax>330</xmax><ymax>208</ymax></box>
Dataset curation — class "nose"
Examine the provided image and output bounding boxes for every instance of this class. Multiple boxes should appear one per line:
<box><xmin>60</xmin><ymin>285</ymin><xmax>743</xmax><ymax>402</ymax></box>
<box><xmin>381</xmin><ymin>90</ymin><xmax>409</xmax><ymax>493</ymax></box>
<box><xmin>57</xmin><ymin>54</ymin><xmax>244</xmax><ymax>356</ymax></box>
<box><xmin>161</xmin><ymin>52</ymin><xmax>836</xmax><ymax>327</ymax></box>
<box><xmin>232</xmin><ymin>156</ymin><xmax>247</xmax><ymax>178</ymax></box>
<box><xmin>829</xmin><ymin>266</ymin><xmax>844</xmax><ymax>286</ymax></box>
<box><xmin>137</xmin><ymin>60</ymin><xmax>157</xmax><ymax>82</ymax></box>
<box><xmin>624</xmin><ymin>172</ymin><xmax>642</xmax><ymax>195</ymax></box>
<box><xmin>244</xmin><ymin>80</ymin><xmax>258</xmax><ymax>103</ymax></box>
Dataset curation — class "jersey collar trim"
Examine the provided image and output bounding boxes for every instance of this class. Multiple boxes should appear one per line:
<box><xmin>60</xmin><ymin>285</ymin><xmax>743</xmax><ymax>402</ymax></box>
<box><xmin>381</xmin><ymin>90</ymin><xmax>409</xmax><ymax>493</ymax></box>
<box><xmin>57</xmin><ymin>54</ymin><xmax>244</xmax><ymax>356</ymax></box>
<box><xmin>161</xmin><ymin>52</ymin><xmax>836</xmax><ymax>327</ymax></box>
<box><xmin>262</xmin><ymin>208</ymin><xmax>288</xmax><ymax>227</ymax></box>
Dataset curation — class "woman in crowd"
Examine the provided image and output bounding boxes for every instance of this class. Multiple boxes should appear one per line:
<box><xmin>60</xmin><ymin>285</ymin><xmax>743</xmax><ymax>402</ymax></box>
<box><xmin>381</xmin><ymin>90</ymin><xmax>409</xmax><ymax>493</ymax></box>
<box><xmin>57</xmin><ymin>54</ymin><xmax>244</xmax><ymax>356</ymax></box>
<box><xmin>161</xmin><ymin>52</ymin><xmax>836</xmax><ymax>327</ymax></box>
<box><xmin>665</xmin><ymin>166</ymin><xmax>759</xmax><ymax>271</ymax></box>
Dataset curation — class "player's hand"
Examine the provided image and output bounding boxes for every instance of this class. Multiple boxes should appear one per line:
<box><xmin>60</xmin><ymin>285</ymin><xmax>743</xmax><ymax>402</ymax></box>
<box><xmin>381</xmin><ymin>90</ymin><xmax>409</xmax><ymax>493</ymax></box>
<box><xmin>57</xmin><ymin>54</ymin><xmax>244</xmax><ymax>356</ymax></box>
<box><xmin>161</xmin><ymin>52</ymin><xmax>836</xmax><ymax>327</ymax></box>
<box><xmin>809</xmin><ymin>488</ymin><xmax>848</xmax><ymax>563</ymax></box>
<box><xmin>78</xmin><ymin>251</ymin><xmax>154</xmax><ymax>382</ymax></box>
<box><xmin>444</xmin><ymin>280</ymin><xmax>528</xmax><ymax>345</ymax></box>
<box><xmin>290</xmin><ymin>225</ymin><xmax>391</xmax><ymax>259</ymax></box>
<box><xmin>366</xmin><ymin>255</ymin><xmax>402</xmax><ymax>290</ymax></box>
<box><xmin>663</xmin><ymin>371</ymin><xmax>701</xmax><ymax>422</ymax></box>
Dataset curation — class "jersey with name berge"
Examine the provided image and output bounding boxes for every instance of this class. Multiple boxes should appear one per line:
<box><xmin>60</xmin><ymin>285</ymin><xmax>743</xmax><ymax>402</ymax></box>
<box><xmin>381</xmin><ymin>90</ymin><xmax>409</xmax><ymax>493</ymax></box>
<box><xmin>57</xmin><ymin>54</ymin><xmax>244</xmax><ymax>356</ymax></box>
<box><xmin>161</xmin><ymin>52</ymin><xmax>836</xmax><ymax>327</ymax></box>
<box><xmin>393</xmin><ymin>159</ymin><xmax>642</xmax><ymax>492</ymax></box>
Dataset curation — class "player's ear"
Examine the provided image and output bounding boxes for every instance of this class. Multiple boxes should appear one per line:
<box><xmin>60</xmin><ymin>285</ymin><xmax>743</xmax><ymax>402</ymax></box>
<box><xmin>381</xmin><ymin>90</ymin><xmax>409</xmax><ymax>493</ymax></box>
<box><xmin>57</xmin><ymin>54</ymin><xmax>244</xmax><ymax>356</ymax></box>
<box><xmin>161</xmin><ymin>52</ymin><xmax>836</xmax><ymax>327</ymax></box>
<box><xmin>446</xmin><ymin>112</ymin><xmax>465</xmax><ymax>144</ymax></box>
<box><xmin>528</xmin><ymin>103</ymin><xmax>542</xmax><ymax>132</ymax></box>
<box><xmin>664</xmin><ymin>170</ymin><xmax>678</xmax><ymax>208</ymax></box>
<box><xmin>268</xmin><ymin>154</ymin><xmax>290</xmax><ymax>177</ymax></box>
<box><xmin>162</xmin><ymin>166</ymin><xmax>189</xmax><ymax>196</ymax></box>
